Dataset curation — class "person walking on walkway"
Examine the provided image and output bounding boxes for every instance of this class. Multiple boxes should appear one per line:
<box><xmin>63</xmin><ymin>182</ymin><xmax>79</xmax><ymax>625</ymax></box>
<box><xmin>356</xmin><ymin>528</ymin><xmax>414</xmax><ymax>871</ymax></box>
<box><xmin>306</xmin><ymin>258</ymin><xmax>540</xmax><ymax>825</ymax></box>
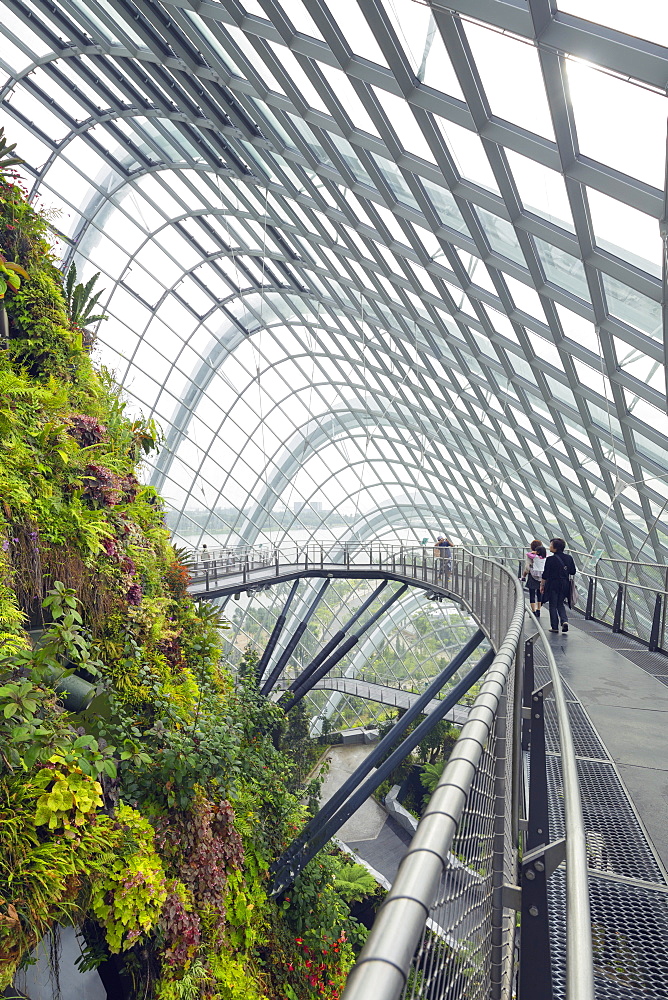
<box><xmin>522</xmin><ymin>540</ymin><xmax>545</xmax><ymax>617</ymax></box>
<box><xmin>540</xmin><ymin>538</ymin><xmax>576</xmax><ymax>634</ymax></box>
<box><xmin>434</xmin><ymin>534</ymin><xmax>452</xmax><ymax>568</ymax></box>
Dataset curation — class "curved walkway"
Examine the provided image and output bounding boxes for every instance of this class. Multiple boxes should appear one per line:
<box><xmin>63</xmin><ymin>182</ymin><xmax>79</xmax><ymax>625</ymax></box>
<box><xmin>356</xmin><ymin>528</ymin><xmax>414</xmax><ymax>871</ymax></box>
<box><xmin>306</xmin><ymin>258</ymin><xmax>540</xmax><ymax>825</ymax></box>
<box><xmin>535</xmin><ymin>614</ymin><xmax>668</xmax><ymax>997</ymax></box>
<box><xmin>188</xmin><ymin>561</ymin><xmax>454</xmax><ymax>602</ymax></box>
<box><xmin>272</xmin><ymin>677</ymin><xmax>470</xmax><ymax>727</ymax></box>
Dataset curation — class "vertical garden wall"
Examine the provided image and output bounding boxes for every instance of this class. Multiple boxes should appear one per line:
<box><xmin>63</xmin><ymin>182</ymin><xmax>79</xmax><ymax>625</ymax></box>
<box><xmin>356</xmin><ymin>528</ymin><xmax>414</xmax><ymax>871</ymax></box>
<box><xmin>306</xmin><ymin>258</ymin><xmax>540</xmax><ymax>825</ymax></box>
<box><xmin>0</xmin><ymin>137</ymin><xmax>374</xmax><ymax>1000</ymax></box>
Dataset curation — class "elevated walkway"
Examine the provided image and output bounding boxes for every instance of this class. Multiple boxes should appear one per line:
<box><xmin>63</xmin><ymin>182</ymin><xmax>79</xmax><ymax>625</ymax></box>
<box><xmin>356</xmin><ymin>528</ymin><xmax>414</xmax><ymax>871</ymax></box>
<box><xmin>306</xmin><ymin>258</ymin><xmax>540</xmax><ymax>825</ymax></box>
<box><xmin>272</xmin><ymin>677</ymin><xmax>470</xmax><ymax>727</ymax></box>
<box><xmin>188</xmin><ymin>561</ymin><xmax>454</xmax><ymax>603</ymax></box>
<box><xmin>191</xmin><ymin>542</ymin><xmax>668</xmax><ymax>997</ymax></box>
<box><xmin>551</xmin><ymin>615</ymin><xmax>668</xmax><ymax>874</ymax></box>
<box><xmin>529</xmin><ymin>617</ymin><xmax>668</xmax><ymax>996</ymax></box>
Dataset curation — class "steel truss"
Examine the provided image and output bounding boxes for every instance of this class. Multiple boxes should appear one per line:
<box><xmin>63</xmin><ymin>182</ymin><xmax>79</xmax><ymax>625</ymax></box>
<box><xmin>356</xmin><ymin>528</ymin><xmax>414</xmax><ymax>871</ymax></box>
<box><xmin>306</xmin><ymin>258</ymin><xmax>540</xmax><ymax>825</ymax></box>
<box><xmin>0</xmin><ymin>1</ymin><xmax>666</xmax><ymax>558</ymax></box>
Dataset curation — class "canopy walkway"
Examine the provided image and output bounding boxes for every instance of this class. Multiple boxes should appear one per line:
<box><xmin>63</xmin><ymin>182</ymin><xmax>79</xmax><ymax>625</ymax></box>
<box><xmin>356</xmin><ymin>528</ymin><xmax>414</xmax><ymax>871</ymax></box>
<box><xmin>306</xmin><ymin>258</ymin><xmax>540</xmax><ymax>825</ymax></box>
<box><xmin>188</xmin><ymin>541</ymin><xmax>668</xmax><ymax>1000</ymax></box>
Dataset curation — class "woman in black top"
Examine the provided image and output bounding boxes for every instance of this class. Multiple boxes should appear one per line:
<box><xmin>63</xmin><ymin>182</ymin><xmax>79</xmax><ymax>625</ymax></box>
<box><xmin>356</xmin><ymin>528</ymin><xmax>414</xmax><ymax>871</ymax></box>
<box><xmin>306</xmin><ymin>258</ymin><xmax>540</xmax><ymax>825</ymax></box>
<box><xmin>540</xmin><ymin>538</ymin><xmax>576</xmax><ymax>634</ymax></box>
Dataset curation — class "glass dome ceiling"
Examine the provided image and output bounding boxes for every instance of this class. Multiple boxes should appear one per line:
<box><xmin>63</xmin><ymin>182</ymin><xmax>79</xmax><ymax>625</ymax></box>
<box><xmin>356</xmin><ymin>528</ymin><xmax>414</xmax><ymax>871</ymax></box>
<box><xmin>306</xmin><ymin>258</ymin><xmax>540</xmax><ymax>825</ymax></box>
<box><xmin>1</xmin><ymin>0</ymin><xmax>667</xmax><ymax>558</ymax></box>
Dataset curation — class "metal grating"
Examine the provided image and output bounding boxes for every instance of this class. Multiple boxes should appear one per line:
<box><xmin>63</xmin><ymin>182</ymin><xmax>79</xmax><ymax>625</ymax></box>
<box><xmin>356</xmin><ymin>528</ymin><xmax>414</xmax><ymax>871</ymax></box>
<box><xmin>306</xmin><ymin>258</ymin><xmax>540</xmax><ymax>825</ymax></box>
<box><xmin>617</xmin><ymin>649</ymin><xmax>668</xmax><ymax>677</ymax></box>
<box><xmin>544</xmin><ymin>700</ymin><xmax>610</xmax><ymax>760</ymax></box>
<box><xmin>533</xmin><ymin>661</ymin><xmax>579</xmax><ymax>702</ymax></box>
<box><xmin>545</xmin><ymin>756</ymin><xmax>666</xmax><ymax>885</ymax></box>
<box><xmin>548</xmin><ymin>869</ymin><xmax>668</xmax><ymax>1000</ymax></box>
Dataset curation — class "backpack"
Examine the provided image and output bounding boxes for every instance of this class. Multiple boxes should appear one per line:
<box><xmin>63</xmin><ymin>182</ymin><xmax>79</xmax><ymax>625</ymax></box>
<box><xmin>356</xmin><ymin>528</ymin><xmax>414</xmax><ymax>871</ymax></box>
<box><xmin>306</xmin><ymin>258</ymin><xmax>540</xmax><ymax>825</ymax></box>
<box><xmin>530</xmin><ymin>557</ymin><xmax>546</xmax><ymax>581</ymax></box>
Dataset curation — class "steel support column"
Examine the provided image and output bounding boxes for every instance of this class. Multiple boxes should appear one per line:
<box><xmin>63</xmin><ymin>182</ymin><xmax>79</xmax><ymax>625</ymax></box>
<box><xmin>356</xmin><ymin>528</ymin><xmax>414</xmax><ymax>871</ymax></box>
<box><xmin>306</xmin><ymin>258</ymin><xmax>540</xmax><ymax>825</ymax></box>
<box><xmin>285</xmin><ymin>584</ymin><xmax>409</xmax><ymax>709</ymax></box>
<box><xmin>272</xmin><ymin>637</ymin><xmax>491</xmax><ymax>894</ymax></box>
<box><xmin>287</xmin><ymin>581</ymin><xmax>388</xmax><ymax>695</ymax></box>
<box><xmin>255</xmin><ymin>579</ymin><xmax>300</xmax><ymax>684</ymax></box>
<box><xmin>260</xmin><ymin>579</ymin><xmax>330</xmax><ymax>696</ymax></box>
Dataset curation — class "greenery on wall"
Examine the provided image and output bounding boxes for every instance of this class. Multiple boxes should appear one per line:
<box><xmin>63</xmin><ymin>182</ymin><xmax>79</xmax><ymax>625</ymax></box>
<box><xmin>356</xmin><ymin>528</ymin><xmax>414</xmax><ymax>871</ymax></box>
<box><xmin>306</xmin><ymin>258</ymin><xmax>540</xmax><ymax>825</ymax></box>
<box><xmin>0</xmin><ymin>145</ymin><xmax>376</xmax><ymax>999</ymax></box>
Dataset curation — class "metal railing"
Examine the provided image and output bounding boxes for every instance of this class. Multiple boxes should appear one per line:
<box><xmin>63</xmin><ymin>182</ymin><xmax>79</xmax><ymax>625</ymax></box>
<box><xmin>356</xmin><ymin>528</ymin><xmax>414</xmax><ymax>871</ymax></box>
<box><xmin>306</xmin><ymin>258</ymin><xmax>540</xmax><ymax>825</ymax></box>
<box><xmin>190</xmin><ymin>542</ymin><xmax>594</xmax><ymax>998</ymax></box>
<box><xmin>466</xmin><ymin>544</ymin><xmax>668</xmax><ymax>654</ymax></box>
<box><xmin>332</xmin><ymin>551</ymin><xmax>594</xmax><ymax>1000</ymax></box>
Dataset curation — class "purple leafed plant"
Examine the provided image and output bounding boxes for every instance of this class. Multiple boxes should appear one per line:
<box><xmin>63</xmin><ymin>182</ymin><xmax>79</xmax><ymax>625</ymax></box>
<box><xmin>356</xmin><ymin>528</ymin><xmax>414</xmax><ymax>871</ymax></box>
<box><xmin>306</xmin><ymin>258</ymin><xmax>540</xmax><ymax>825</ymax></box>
<box><xmin>67</xmin><ymin>413</ymin><xmax>107</xmax><ymax>447</ymax></box>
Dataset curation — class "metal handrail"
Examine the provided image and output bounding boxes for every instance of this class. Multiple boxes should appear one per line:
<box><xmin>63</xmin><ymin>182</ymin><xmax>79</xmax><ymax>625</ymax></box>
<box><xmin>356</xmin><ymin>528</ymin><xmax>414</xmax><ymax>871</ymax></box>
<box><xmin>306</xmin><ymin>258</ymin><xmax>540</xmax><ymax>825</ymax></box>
<box><xmin>341</xmin><ymin>567</ymin><xmax>525</xmax><ymax>1000</ymax></box>
<box><xmin>581</xmin><ymin>573</ymin><xmax>668</xmax><ymax>597</ymax></box>
<box><xmin>533</xmin><ymin>625</ymin><xmax>595</xmax><ymax>1000</ymax></box>
<box><xmin>338</xmin><ymin>552</ymin><xmax>594</xmax><ymax>1000</ymax></box>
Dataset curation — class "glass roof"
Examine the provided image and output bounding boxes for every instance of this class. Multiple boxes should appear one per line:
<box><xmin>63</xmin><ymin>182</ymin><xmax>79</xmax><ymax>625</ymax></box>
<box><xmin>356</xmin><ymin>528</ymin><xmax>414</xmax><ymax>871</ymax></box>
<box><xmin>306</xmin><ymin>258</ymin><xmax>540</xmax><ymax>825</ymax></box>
<box><xmin>1</xmin><ymin>0</ymin><xmax>667</xmax><ymax>559</ymax></box>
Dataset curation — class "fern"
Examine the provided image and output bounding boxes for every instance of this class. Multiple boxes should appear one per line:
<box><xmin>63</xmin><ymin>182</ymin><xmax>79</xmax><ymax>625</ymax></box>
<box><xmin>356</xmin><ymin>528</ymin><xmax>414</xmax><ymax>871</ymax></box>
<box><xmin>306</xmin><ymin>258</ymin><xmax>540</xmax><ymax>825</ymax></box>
<box><xmin>333</xmin><ymin>862</ymin><xmax>378</xmax><ymax>902</ymax></box>
<box><xmin>64</xmin><ymin>263</ymin><xmax>107</xmax><ymax>330</ymax></box>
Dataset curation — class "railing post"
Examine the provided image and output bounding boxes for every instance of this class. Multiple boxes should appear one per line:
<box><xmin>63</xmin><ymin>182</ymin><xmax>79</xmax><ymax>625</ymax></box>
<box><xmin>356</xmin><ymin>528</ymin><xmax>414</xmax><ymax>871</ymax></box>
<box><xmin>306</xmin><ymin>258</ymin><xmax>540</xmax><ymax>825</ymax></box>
<box><xmin>649</xmin><ymin>593</ymin><xmax>662</xmax><ymax>652</ymax></box>
<box><xmin>585</xmin><ymin>577</ymin><xmax>594</xmax><ymax>619</ymax></box>
<box><xmin>612</xmin><ymin>584</ymin><xmax>624</xmax><ymax>632</ymax></box>
<box><xmin>320</xmin><ymin>544</ymin><xmax>323</xmax><ymax>569</ymax></box>
<box><xmin>519</xmin><ymin>681</ymin><xmax>553</xmax><ymax>1000</ymax></box>
<box><xmin>243</xmin><ymin>556</ymin><xmax>248</xmax><ymax>584</ymax></box>
<box><xmin>205</xmin><ymin>569</ymin><xmax>209</xmax><ymax>592</ymax></box>
<box><xmin>518</xmin><ymin>559</ymin><xmax>523</xmax><ymax>579</ymax></box>
<box><xmin>522</xmin><ymin>637</ymin><xmax>535</xmax><ymax>752</ymax></box>
<box><xmin>275</xmin><ymin>549</ymin><xmax>279</xmax><ymax>577</ymax></box>
<box><xmin>422</xmin><ymin>550</ymin><xmax>426</xmax><ymax>581</ymax></box>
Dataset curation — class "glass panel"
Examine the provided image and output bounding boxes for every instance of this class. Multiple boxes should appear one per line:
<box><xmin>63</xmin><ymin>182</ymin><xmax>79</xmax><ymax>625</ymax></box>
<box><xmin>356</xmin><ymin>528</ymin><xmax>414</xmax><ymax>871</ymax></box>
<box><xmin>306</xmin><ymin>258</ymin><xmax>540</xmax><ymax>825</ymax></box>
<box><xmin>372</xmin><ymin>155</ymin><xmax>418</xmax><ymax>209</ymax></box>
<box><xmin>533</xmin><ymin>237</ymin><xmax>590</xmax><ymax>301</ymax></box>
<box><xmin>435</xmin><ymin>116</ymin><xmax>499</xmax><ymax>193</ymax></box>
<box><xmin>422</xmin><ymin>178</ymin><xmax>468</xmax><ymax>233</ymax></box>
<box><xmin>464</xmin><ymin>22</ymin><xmax>555</xmax><ymax>139</ymax></box>
<box><xmin>601</xmin><ymin>274</ymin><xmax>662</xmax><ymax>339</ymax></box>
<box><xmin>566</xmin><ymin>59</ymin><xmax>667</xmax><ymax>188</ymax></box>
<box><xmin>554</xmin><ymin>303</ymin><xmax>600</xmax><ymax>352</ymax></box>
<box><xmin>504</xmin><ymin>273</ymin><xmax>546</xmax><ymax>321</ymax></box>
<box><xmin>331</xmin><ymin>1</ymin><xmax>388</xmax><ymax>65</ymax></box>
<box><xmin>318</xmin><ymin>63</ymin><xmax>380</xmax><ymax>135</ymax></box>
<box><xmin>557</xmin><ymin>0</ymin><xmax>668</xmax><ymax>49</ymax></box>
<box><xmin>374</xmin><ymin>89</ymin><xmax>435</xmax><ymax>162</ymax></box>
<box><xmin>587</xmin><ymin>187</ymin><xmax>662</xmax><ymax>277</ymax></box>
<box><xmin>476</xmin><ymin>208</ymin><xmax>525</xmax><ymax>265</ymax></box>
<box><xmin>506</xmin><ymin>149</ymin><xmax>574</xmax><ymax>231</ymax></box>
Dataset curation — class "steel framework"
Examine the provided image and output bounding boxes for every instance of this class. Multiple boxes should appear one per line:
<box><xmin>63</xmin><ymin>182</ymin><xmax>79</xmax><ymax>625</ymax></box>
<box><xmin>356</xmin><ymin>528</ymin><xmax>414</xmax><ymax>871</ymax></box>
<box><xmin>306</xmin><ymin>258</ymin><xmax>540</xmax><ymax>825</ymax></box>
<box><xmin>0</xmin><ymin>0</ymin><xmax>666</xmax><ymax>558</ymax></box>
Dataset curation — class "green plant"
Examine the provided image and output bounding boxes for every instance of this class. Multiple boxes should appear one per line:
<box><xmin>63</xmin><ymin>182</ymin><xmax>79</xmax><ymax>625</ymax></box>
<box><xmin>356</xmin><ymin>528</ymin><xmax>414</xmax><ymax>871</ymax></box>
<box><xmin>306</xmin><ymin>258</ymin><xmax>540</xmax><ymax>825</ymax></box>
<box><xmin>155</xmin><ymin>959</ymin><xmax>212</xmax><ymax>999</ymax></box>
<box><xmin>0</xmin><ymin>128</ymin><xmax>23</xmax><ymax>172</ymax></box>
<box><xmin>0</xmin><ymin>255</ymin><xmax>28</xmax><ymax>301</ymax></box>
<box><xmin>207</xmin><ymin>950</ymin><xmax>266</xmax><ymax>1000</ymax></box>
<box><xmin>332</xmin><ymin>861</ymin><xmax>378</xmax><ymax>904</ymax></box>
<box><xmin>419</xmin><ymin>760</ymin><xmax>445</xmax><ymax>795</ymax></box>
<box><xmin>90</xmin><ymin>803</ymin><xmax>167</xmax><ymax>953</ymax></box>
<box><xmin>32</xmin><ymin>757</ymin><xmax>103</xmax><ymax>833</ymax></box>
<box><xmin>64</xmin><ymin>263</ymin><xmax>107</xmax><ymax>337</ymax></box>
<box><xmin>0</xmin><ymin>254</ymin><xmax>28</xmax><ymax>349</ymax></box>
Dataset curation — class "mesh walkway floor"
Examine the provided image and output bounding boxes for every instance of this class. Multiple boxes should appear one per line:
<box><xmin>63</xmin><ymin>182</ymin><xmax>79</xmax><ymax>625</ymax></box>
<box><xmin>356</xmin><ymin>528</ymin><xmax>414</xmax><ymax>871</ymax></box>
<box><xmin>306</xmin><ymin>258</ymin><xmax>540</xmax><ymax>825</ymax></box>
<box><xmin>534</xmin><ymin>618</ymin><xmax>668</xmax><ymax>999</ymax></box>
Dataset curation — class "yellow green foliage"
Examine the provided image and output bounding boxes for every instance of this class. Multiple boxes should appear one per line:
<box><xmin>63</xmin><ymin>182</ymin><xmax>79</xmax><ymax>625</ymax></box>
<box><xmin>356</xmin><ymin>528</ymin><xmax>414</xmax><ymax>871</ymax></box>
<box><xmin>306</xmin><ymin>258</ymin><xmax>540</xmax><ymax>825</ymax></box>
<box><xmin>90</xmin><ymin>803</ymin><xmax>168</xmax><ymax>953</ymax></box>
<box><xmin>0</xmin><ymin>776</ymin><xmax>116</xmax><ymax>989</ymax></box>
<box><xmin>32</xmin><ymin>757</ymin><xmax>103</xmax><ymax>832</ymax></box>
<box><xmin>208</xmin><ymin>950</ymin><xmax>268</xmax><ymax>1000</ymax></box>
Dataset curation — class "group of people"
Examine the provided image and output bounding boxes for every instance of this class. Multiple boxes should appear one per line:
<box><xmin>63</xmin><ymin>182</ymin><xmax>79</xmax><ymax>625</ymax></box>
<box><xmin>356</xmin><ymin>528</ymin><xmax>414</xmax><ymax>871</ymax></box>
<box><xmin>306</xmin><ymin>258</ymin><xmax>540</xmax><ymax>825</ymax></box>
<box><xmin>522</xmin><ymin>537</ymin><xmax>576</xmax><ymax>634</ymax></box>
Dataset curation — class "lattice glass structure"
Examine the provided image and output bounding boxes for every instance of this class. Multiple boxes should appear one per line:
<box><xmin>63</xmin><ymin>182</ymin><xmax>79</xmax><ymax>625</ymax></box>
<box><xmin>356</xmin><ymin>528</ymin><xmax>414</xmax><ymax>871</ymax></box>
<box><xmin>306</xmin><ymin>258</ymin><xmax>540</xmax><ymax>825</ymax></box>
<box><xmin>1</xmin><ymin>0</ymin><xmax>667</xmax><ymax>558</ymax></box>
